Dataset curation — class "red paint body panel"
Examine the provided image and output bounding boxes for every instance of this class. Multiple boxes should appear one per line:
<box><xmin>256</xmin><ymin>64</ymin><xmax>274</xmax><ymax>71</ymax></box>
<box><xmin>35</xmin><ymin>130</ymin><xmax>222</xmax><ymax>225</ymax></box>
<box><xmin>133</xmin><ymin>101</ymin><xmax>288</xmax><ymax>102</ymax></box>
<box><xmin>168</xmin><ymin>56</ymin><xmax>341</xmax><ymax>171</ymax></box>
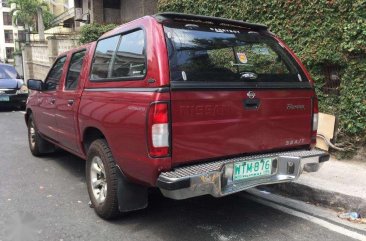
<box><xmin>26</xmin><ymin>15</ymin><xmax>316</xmax><ymax>187</ymax></box>
<box><xmin>33</xmin><ymin>90</ymin><xmax>58</xmax><ymax>140</ymax></box>
<box><xmin>54</xmin><ymin>44</ymin><xmax>92</xmax><ymax>155</ymax></box>
<box><xmin>170</xmin><ymin>90</ymin><xmax>313</xmax><ymax>165</ymax></box>
<box><xmin>78</xmin><ymin>91</ymin><xmax>171</xmax><ymax>186</ymax></box>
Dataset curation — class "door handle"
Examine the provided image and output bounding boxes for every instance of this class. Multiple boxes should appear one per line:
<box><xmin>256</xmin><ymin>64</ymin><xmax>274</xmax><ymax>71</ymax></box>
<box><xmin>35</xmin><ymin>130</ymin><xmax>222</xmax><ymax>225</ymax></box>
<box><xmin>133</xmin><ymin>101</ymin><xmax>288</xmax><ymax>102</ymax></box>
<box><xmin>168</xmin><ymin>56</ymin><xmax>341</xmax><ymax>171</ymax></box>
<box><xmin>50</xmin><ymin>98</ymin><xmax>56</xmax><ymax>104</ymax></box>
<box><xmin>67</xmin><ymin>99</ymin><xmax>75</xmax><ymax>106</ymax></box>
<box><xmin>244</xmin><ymin>98</ymin><xmax>260</xmax><ymax>110</ymax></box>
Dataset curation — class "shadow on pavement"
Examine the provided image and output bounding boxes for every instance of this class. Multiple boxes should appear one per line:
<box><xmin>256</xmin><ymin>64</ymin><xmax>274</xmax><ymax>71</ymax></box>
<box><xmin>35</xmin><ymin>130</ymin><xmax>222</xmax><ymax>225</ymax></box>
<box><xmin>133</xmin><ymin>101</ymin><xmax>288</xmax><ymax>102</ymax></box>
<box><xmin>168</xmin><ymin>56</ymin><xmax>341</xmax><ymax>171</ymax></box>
<box><xmin>41</xmin><ymin>150</ymin><xmax>86</xmax><ymax>180</ymax></box>
<box><xmin>0</xmin><ymin>106</ymin><xmax>21</xmax><ymax>112</ymax></box>
<box><xmin>45</xmin><ymin>152</ymin><xmax>316</xmax><ymax>241</ymax></box>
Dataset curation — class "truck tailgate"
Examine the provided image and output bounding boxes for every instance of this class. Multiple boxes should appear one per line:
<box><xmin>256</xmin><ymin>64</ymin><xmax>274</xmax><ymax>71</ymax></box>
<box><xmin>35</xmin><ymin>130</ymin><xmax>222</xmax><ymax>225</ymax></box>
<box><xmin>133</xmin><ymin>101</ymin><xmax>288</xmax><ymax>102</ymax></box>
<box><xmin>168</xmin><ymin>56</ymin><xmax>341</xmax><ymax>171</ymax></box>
<box><xmin>171</xmin><ymin>89</ymin><xmax>313</xmax><ymax>165</ymax></box>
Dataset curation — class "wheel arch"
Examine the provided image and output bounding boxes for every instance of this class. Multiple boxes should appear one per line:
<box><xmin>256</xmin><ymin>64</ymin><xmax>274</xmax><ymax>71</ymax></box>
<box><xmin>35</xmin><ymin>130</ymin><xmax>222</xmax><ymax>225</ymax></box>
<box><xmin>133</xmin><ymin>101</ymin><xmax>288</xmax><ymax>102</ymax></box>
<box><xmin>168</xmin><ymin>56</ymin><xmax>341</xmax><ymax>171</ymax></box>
<box><xmin>25</xmin><ymin>108</ymin><xmax>32</xmax><ymax>127</ymax></box>
<box><xmin>82</xmin><ymin>127</ymin><xmax>106</xmax><ymax>154</ymax></box>
<box><xmin>83</xmin><ymin>129</ymin><xmax>148</xmax><ymax>214</ymax></box>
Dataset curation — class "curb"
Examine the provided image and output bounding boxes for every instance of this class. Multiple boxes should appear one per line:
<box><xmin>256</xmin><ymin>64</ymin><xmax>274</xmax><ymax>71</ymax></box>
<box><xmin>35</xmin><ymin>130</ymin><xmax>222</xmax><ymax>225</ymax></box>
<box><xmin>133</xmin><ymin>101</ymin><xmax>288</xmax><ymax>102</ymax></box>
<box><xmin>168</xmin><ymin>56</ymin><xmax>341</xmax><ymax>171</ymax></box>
<box><xmin>260</xmin><ymin>182</ymin><xmax>366</xmax><ymax>217</ymax></box>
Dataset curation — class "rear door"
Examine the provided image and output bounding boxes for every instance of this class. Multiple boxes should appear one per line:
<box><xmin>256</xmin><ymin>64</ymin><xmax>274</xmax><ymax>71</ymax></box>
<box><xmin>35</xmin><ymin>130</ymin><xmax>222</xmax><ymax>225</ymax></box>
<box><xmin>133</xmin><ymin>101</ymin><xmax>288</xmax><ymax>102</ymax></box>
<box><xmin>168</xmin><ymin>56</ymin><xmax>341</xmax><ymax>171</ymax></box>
<box><xmin>164</xmin><ymin>23</ymin><xmax>314</xmax><ymax>165</ymax></box>
<box><xmin>55</xmin><ymin>48</ymin><xmax>88</xmax><ymax>154</ymax></box>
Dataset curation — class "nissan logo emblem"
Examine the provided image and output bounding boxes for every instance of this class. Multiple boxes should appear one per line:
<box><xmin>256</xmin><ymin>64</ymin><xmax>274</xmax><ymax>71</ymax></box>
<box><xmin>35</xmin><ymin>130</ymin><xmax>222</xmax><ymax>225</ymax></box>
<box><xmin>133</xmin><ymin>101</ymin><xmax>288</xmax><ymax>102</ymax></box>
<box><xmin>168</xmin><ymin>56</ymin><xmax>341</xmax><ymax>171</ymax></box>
<box><xmin>247</xmin><ymin>91</ymin><xmax>255</xmax><ymax>99</ymax></box>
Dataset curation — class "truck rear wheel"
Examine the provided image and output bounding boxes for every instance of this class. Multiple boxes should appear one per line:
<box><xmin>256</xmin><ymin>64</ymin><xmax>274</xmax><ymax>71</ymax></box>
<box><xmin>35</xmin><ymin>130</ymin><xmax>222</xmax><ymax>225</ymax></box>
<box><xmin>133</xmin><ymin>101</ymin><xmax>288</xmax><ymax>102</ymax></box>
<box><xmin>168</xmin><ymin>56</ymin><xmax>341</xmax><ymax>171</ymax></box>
<box><xmin>86</xmin><ymin>139</ymin><xmax>120</xmax><ymax>219</ymax></box>
<box><xmin>27</xmin><ymin>114</ymin><xmax>55</xmax><ymax>156</ymax></box>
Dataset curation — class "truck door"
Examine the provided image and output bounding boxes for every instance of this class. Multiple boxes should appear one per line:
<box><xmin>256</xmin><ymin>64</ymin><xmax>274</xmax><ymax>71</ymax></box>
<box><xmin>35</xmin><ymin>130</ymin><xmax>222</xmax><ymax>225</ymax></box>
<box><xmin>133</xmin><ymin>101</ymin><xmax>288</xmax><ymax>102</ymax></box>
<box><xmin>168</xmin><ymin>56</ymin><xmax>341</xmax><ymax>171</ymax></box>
<box><xmin>55</xmin><ymin>48</ymin><xmax>88</xmax><ymax>154</ymax></box>
<box><xmin>36</xmin><ymin>56</ymin><xmax>67</xmax><ymax>142</ymax></box>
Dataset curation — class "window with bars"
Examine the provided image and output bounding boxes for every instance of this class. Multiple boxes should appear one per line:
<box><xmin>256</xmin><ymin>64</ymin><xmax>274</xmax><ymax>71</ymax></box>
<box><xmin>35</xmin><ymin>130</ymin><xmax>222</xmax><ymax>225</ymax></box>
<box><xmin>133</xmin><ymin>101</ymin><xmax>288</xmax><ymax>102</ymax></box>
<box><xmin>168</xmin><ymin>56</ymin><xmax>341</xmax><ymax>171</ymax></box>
<box><xmin>3</xmin><ymin>12</ymin><xmax>12</xmax><ymax>26</ymax></box>
<box><xmin>322</xmin><ymin>65</ymin><xmax>341</xmax><ymax>95</ymax></box>
<box><xmin>17</xmin><ymin>30</ymin><xmax>26</xmax><ymax>42</ymax></box>
<box><xmin>2</xmin><ymin>0</ymin><xmax>9</xmax><ymax>7</ymax></box>
<box><xmin>5</xmin><ymin>47</ymin><xmax>14</xmax><ymax>59</ymax></box>
<box><xmin>4</xmin><ymin>30</ymin><xmax>13</xmax><ymax>43</ymax></box>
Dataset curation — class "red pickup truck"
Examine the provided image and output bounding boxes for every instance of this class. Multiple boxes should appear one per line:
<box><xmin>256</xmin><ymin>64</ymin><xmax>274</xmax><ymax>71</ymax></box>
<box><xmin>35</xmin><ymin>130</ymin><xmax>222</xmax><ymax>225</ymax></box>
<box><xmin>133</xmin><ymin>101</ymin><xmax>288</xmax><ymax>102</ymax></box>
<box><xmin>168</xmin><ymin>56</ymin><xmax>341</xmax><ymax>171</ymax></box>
<box><xmin>26</xmin><ymin>13</ymin><xmax>329</xmax><ymax>219</ymax></box>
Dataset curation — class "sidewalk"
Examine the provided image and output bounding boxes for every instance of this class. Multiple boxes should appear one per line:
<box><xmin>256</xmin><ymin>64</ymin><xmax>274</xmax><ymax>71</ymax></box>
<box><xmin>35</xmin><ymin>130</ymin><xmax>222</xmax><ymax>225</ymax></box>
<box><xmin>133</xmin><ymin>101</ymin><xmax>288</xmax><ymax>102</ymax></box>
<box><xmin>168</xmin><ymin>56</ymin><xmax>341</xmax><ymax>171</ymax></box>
<box><xmin>262</xmin><ymin>157</ymin><xmax>366</xmax><ymax>216</ymax></box>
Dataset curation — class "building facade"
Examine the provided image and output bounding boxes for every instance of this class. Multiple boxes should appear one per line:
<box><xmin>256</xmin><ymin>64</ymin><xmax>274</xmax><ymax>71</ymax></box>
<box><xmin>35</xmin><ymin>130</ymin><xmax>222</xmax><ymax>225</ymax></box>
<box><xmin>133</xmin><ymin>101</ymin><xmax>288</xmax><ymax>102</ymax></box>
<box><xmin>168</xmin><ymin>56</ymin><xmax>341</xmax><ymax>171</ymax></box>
<box><xmin>20</xmin><ymin>0</ymin><xmax>158</xmax><ymax>80</ymax></box>
<box><xmin>52</xmin><ymin>0</ymin><xmax>158</xmax><ymax>29</ymax></box>
<box><xmin>0</xmin><ymin>0</ymin><xmax>25</xmax><ymax>63</ymax></box>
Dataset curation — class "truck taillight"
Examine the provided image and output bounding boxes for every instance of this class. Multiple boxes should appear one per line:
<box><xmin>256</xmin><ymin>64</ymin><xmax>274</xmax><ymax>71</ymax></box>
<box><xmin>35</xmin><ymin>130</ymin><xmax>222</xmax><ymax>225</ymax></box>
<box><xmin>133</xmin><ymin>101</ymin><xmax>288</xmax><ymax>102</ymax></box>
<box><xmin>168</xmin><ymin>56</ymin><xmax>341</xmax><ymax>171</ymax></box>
<box><xmin>311</xmin><ymin>97</ymin><xmax>319</xmax><ymax>147</ymax></box>
<box><xmin>147</xmin><ymin>102</ymin><xmax>170</xmax><ymax>157</ymax></box>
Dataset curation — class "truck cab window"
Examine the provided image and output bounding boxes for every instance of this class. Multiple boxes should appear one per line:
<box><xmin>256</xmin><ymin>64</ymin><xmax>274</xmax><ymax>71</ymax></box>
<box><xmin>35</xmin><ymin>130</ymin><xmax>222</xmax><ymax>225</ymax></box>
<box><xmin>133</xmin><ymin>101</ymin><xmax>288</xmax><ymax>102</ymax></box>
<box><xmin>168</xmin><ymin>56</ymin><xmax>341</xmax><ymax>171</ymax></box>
<box><xmin>90</xmin><ymin>29</ymin><xmax>146</xmax><ymax>81</ymax></box>
<box><xmin>110</xmin><ymin>29</ymin><xmax>146</xmax><ymax>78</ymax></box>
<box><xmin>44</xmin><ymin>56</ymin><xmax>67</xmax><ymax>91</ymax></box>
<box><xmin>91</xmin><ymin>35</ymin><xmax>120</xmax><ymax>80</ymax></box>
<box><xmin>65</xmin><ymin>50</ymin><xmax>86</xmax><ymax>90</ymax></box>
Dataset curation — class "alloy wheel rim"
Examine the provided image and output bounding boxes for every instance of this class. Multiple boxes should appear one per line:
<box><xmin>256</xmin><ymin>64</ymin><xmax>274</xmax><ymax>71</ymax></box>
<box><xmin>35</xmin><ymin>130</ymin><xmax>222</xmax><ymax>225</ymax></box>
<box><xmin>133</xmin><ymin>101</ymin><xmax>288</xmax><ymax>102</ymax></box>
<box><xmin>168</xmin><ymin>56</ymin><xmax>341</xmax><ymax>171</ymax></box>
<box><xmin>29</xmin><ymin>123</ymin><xmax>36</xmax><ymax>148</ymax></box>
<box><xmin>90</xmin><ymin>156</ymin><xmax>107</xmax><ymax>204</ymax></box>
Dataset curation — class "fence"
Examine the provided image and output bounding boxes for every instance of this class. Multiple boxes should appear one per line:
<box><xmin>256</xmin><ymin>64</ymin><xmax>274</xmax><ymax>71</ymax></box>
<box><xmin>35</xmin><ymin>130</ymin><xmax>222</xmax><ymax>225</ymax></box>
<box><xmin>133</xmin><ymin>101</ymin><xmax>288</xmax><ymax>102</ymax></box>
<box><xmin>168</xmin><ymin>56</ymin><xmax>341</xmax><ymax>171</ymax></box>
<box><xmin>21</xmin><ymin>36</ymin><xmax>79</xmax><ymax>80</ymax></box>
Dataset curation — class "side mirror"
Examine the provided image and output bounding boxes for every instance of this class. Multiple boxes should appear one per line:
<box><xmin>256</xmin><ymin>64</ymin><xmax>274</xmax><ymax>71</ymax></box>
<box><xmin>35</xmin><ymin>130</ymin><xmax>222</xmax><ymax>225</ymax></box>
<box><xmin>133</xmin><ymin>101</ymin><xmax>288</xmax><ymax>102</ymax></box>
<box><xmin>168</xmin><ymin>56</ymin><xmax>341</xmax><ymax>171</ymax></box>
<box><xmin>27</xmin><ymin>79</ymin><xmax>43</xmax><ymax>91</ymax></box>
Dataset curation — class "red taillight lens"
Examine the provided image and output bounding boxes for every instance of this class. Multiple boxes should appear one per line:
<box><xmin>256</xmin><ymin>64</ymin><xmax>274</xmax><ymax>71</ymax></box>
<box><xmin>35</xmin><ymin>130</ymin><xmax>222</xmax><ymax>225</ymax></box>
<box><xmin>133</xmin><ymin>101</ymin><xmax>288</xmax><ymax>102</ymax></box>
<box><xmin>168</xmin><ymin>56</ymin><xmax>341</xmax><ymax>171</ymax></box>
<box><xmin>311</xmin><ymin>97</ymin><xmax>319</xmax><ymax>147</ymax></box>
<box><xmin>147</xmin><ymin>102</ymin><xmax>170</xmax><ymax>157</ymax></box>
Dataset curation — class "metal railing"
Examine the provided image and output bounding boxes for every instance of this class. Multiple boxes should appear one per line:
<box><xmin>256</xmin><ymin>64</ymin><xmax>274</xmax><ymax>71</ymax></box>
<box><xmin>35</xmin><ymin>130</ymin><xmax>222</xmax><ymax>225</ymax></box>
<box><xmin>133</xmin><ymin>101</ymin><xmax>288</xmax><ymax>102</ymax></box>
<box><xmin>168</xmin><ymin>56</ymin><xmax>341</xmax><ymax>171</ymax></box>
<box><xmin>51</xmin><ymin>7</ymin><xmax>75</xmax><ymax>26</ymax></box>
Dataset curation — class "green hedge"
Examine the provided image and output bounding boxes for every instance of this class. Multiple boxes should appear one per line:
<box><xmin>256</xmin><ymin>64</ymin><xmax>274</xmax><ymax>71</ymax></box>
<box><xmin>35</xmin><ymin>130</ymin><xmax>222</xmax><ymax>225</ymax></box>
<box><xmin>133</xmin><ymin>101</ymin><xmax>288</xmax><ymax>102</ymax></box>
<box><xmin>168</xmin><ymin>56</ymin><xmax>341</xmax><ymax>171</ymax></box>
<box><xmin>79</xmin><ymin>23</ymin><xmax>118</xmax><ymax>44</ymax></box>
<box><xmin>159</xmin><ymin>0</ymin><xmax>366</xmax><ymax>153</ymax></box>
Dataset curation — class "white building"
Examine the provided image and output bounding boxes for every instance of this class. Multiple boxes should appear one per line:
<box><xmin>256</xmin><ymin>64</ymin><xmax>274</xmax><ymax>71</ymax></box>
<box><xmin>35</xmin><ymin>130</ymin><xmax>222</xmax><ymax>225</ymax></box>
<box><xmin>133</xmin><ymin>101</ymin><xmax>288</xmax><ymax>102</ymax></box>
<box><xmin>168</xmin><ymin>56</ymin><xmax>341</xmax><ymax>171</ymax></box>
<box><xmin>0</xmin><ymin>0</ymin><xmax>25</xmax><ymax>63</ymax></box>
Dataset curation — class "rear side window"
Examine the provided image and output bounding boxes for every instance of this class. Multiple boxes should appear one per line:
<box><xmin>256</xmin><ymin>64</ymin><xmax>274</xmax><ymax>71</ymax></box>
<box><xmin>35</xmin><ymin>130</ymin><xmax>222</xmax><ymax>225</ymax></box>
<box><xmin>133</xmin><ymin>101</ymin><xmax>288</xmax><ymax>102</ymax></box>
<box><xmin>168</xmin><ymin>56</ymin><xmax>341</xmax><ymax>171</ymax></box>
<box><xmin>44</xmin><ymin>56</ymin><xmax>67</xmax><ymax>91</ymax></box>
<box><xmin>65</xmin><ymin>50</ymin><xmax>86</xmax><ymax>90</ymax></box>
<box><xmin>90</xmin><ymin>35</ymin><xmax>120</xmax><ymax>79</ymax></box>
<box><xmin>90</xmin><ymin>29</ymin><xmax>146</xmax><ymax>81</ymax></box>
<box><xmin>111</xmin><ymin>30</ymin><xmax>146</xmax><ymax>78</ymax></box>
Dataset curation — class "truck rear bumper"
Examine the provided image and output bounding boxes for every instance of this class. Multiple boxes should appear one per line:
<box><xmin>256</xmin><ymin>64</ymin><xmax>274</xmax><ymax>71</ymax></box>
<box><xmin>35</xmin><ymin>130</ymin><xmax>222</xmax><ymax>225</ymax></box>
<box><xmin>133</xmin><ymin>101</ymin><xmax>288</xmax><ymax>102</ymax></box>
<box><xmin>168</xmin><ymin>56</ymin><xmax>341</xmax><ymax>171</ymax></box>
<box><xmin>157</xmin><ymin>149</ymin><xmax>329</xmax><ymax>200</ymax></box>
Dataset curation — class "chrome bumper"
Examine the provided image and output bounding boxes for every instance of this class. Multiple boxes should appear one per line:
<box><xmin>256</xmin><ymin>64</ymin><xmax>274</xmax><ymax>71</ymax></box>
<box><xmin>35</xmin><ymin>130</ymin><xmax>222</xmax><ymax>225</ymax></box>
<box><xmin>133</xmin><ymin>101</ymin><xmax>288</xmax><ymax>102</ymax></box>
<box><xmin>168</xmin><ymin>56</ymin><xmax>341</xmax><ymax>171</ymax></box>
<box><xmin>157</xmin><ymin>149</ymin><xmax>329</xmax><ymax>200</ymax></box>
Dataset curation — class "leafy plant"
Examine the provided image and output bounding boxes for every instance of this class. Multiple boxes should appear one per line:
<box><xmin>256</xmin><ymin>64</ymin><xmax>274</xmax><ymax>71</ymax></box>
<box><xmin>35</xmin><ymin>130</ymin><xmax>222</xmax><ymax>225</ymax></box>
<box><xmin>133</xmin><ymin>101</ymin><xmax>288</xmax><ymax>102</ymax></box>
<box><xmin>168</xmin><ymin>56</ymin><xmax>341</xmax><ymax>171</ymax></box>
<box><xmin>159</xmin><ymin>0</ymin><xmax>366</xmax><ymax>154</ymax></box>
<box><xmin>79</xmin><ymin>23</ymin><xmax>118</xmax><ymax>44</ymax></box>
<box><xmin>9</xmin><ymin>0</ymin><xmax>54</xmax><ymax>41</ymax></box>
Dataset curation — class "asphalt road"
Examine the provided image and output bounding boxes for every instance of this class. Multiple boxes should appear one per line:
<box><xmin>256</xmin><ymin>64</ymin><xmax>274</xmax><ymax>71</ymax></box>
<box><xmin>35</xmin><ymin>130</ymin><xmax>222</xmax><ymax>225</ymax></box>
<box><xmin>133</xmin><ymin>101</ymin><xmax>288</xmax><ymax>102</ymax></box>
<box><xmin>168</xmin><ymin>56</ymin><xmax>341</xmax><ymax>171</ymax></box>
<box><xmin>0</xmin><ymin>109</ymin><xmax>361</xmax><ymax>241</ymax></box>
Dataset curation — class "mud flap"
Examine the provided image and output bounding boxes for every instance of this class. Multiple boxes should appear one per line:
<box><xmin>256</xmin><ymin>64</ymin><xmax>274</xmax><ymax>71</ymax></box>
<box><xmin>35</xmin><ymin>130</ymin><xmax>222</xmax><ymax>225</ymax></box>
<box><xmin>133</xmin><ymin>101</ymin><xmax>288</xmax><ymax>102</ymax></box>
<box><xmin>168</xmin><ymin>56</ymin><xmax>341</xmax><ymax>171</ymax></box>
<box><xmin>116</xmin><ymin>166</ymin><xmax>148</xmax><ymax>212</ymax></box>
<box><xmin>37</xmin><ymin>133</ymin><xmax>56</xmax><ymax>154</ymax></box>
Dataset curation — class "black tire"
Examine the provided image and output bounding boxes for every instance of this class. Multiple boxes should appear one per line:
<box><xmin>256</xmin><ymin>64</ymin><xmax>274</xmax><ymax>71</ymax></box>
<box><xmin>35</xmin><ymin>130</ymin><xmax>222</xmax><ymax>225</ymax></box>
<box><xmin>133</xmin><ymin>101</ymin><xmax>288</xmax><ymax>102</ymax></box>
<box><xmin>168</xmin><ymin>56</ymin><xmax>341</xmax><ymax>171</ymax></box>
<box><xmin>19</xmin><ymin>104</ymin><xmax>26</xmax><ymax>110</ymax></box>
<box><xmin>86</xmin><ymin>139</ymin><xmax>120</xmax><ymax>219</ymax></box>
<box><xmin>27</xmin><ymin>114</ymin><xmax>55</xmax><ymax>156</ymax></box>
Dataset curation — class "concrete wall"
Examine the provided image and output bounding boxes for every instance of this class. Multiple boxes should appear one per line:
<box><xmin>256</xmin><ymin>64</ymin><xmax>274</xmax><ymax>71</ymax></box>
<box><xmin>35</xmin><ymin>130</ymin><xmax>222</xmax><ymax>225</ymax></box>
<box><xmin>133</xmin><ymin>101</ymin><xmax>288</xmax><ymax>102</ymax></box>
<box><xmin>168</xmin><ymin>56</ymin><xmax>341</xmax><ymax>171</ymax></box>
<box><xmin>13</xmin><ymin>54</ymin><xmax>23</xmax><ymax>76</ymax></box>
<box><xmin>79</xmin><ymin>0</ymin><xmax>158</xmax><ymax>25</ymax></box>
<box><xmin>22</xmin><ymin>37</ymin><xmax>79</xmax><ymax>80</ymax></box>
<box><xmin>91</xmin><ymin>0</ymin><xmax>104</xmax><ymax>23</ymax></box>
<box><xmin>143</xmin><ymin>0</ymin><xmax>158</xmax><ymax>16</ymax></box>
<box><xmin>104</xmin><ymin>8</ymin><xmax>121</xmax><ymax>24</ymax></box>
<box><xmin>120</xmin><ymin>0</ymin><xmax>158</xmax><ymax>23</ymax></box>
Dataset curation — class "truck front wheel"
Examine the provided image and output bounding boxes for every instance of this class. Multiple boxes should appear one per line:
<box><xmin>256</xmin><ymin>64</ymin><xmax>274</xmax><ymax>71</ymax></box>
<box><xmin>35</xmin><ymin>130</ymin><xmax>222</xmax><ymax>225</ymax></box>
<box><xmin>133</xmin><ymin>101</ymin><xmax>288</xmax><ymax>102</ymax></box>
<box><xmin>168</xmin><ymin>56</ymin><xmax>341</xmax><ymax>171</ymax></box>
<box><xmin>27</xmin><ymin>114</ymin><xmax>55</xmax><ymax>156</ymax></box>
<box><xmin>86</xmin><ymin>139</ymin><xmax>120</xmax><ymax>219</ymax></box>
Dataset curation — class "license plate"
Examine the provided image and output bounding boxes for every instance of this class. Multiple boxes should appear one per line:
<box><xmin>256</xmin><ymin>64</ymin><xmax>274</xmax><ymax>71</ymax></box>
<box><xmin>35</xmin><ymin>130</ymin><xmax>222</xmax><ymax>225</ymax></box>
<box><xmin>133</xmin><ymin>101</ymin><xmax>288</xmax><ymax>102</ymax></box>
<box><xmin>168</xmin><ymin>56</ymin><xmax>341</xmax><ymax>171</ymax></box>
<box><xmin>0</xmin><ymin>96</ymin><xmax>9</xmax><ymax>102</ymax></box>
<box><xmin>233</xmin><ymin>158</ymin><xmax>272</xmax><ymax>181</ymax></box>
